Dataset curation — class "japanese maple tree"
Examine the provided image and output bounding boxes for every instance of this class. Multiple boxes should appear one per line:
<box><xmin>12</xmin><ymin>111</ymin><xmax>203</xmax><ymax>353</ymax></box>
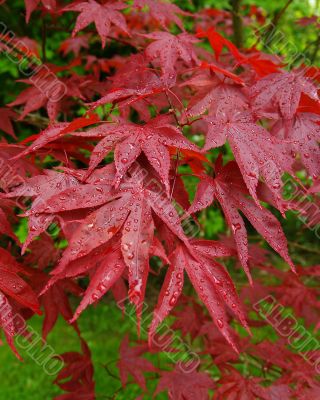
<box><xmin>0</xmin><ymin>0</ymin><xmax>319</xmax><ymax>398</ymax></box>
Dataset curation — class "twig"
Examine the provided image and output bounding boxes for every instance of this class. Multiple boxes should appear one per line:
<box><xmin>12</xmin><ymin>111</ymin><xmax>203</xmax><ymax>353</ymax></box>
<box><xmin>311</xmin><ymin>35</ymin><xmax>320</xmax><ymax>63</ymax></box>
<box><xmin>295</xmin><ymin>37</ymin><xmax>320</xmax><ymax>63</ymax></box>
<box><xmin>288</xmin><ymin>242</ymin><xmax>320</xmax><ymax>256</ymax></box>
<box><xmin>15</xmin><ymin>110</ymin><xmax>49</xmax><ymax>129</ymax></box>
<box><xmin>101</xmin><ymin>359</ymin><xmax>120</xmax><ymax>381</ymax></box>
<box><xmin>46</xmin><ymin>22</ymin><xmax>140</xmax><ymax>49</ymax></box>
<box><xmin>41</xmin><ymin>19</ymin><xmax>47</xmax><ymax>63</ymax></box>
<box><xmin>270</xmin><ymin>0</ymin><xmax>294</xmax><ymax>29</ymax></box>
<box><xmin>262</xmin><ymin>0</ymin><xmax>295</xmax><ymax>48</ymax></box>
<box><xmin>163</xmin><ymin>89</ymin><xmax>182</xmax><ymax>201</ymax></box>
<box><xmin>170</xmin><ymin>151</ymin><xmax>180</xmax><ymax>202</ymax></box>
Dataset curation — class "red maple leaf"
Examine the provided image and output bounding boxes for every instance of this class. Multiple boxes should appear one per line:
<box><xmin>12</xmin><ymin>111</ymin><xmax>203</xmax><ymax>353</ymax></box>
<box><xmin>88</xmin><ymin>54</ymin><xmax>172</xmax><ymax>115</ymax></box>
<box><xmin>25</xmin><ymin>0</ymin><xmax>56</xmax><ymax>22</ymax></box>
<box><xmin>5</xmin><ymin>169</ymin><xmax>79</xmax><ymax>252</ymax></box>
<box><xmin>73</xmin><ymin>114</ymin><xmax>199</xmax><ymax>191</ymax></box>
<box><xmin>26</xmin><ymin>165</ymin><xmax>188</xmax><ymax>322</ymax></box>
<box><xmin>0</xmin><ymin>212</ymin><xmax>13</xmax><ymax>238</ymax></box>
<box><xmin>250</xmin><ymin>71</ymin><xmax>319</xmax><ymax>119</ymax></box>
<box><xmin>182</xmin><ymin>71</ymin><xmax>247</xmax><ymax>118</ymax></box>
<box><xmin>155</xmin><ymin>363</ymin><xmax>215</xmax><ymax>400</ymax></box>
<box><xmin>8</xmin><ymin>74</ymin><xmax>67</xmax><ymax>121</ymax></box>
<box><xmin>54</xmin><ymin>339</ymin><xmax>95</xmax><ymax>400</ymax></box>
<box><xmin>189</xmin><ymin>158</ymin><xmax>294</xmax><ymax>281</ymax></box>
<box><xmin>59</xmin><ymin>35</ymin><xmax>90</xmax><ymax>57</ymax></box>
<box><xmin>134</xmin><ymin>0</ymin><xmax>191</xmax><ymax>31</ymax></box>
<box><xmin>40</xmin><ymin>277</ymin><xmax>82</xmax><ymax>341</ymax></box>
<box><xmin>0</xmin><ymin>248</ymin><xmax>41</xmax><ymax>359</ymax></box>
<box><xmin>213</xmin><ymin>366</ymin><xmax>287</xmax><ymax>400</ymax></box>
<box><xmin>271</xmin><ymin>112</ymin><xmax>320</xmax><ymax>179</ymax></box>
<box><xmin>149</xmin><ymin>239</ymin><xmax>249</xmax><ymax>351</ymax></box>
<box><xmin>201</xmin><ymin>113</ymin><xmax>293</xmax><ymax>211</ymax></box>
<box><xmin>63</xmin><ymin>0</ymin><xmax>130</xmax><ymax>48</ymax></box>
<box><xmin>0</xmin><ymin>143</ymin><xmax>38</xmax><ymax>192</ymax></box>
<box><xmin>117</xmin><ymin>335</ymin><xmax>157</xmax><ymax>389</ymax></box>
<box><xmin>197</xmin><ymin>27</ymin><xmax>242</xmax><ymax>61</ymax></box>
<box><xmin>0</xmin><ymin>108</ymin><xmax>17</xmax><ymax>138</ymax></box>
<box><xmin>144</xmin><ymin>31</ymin><xmax>199</xmax><ymax>79</ymax></box>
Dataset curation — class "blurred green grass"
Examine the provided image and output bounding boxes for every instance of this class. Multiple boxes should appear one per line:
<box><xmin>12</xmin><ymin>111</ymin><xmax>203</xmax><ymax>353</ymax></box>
<box><xmin>0</xmin><ymin>301</ymin><xmax>160</xmax><ymax>399</ymax></box>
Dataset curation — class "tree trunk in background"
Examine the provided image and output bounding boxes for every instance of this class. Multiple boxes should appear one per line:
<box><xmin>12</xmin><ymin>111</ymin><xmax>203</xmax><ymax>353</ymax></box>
<box><xmin>230</xmin><ymin>0</ymin><xmax>244</xmax><ymax>48</ymax></box>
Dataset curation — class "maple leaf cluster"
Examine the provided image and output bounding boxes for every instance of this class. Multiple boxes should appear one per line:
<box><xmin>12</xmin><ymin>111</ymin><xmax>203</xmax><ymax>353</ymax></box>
<box><xmin>0</xmin><ymin>0</ymin><xmax>319</xmax><ymax>398</ymax></box>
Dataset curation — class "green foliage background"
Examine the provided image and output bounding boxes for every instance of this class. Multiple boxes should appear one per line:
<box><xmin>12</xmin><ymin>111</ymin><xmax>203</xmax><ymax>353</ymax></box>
<box><xmin>0</xmin><ymin>0</ymin><xmax>319</xmax><ymax>399</ymax></box>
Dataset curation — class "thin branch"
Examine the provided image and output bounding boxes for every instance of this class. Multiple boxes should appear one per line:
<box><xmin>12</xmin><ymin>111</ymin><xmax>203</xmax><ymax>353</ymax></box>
<box><xmin>101</xmin><ymin>362</ymin><xmax>120</xmax><ymax>381</ymax></box>
<box><xmin>262</xmin><ymin>0</ymin><xmax>295</xmax><ymax>48</ymax></box>
<box><xmin>163</xmin><ymin>89</ymin><xmax>182</xmax><ymax>202</ymax></box>
<box><xmin>300</xmin><ymin>37</ymin><xmax>320</xmax><ymax>57</ymax></box>
<box><xmin>311</xmin><ymin>34</ymin><xmax>320</xmax><ymax>63</ymax></box>
<box><xmin>46</xmin><ymin>23</ymin><xmax>140</xmax><ymax>49</ymax></box>
<box><xmin>41</xmin><ymin>19</ymin><xmax>47</xmax><ymax>63</ymax></box>
<box><xmin>170</xmin><ymin>151</ymin><xmax>180</xmax><ymax>202</ymax></box>
<box><xmin>288</xmin><ymin>241</ymin><xmax>320</xmax><ymax>256</ymax></box>
<box><xmin>270</xmin><ymin>0</ymin><xmax>295</xmax><ymax>29</ymax></box>
<box><xmin>15</xmin><ymin>111</ymin><xmax>49</xmax><ymax>129</ymax></box>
